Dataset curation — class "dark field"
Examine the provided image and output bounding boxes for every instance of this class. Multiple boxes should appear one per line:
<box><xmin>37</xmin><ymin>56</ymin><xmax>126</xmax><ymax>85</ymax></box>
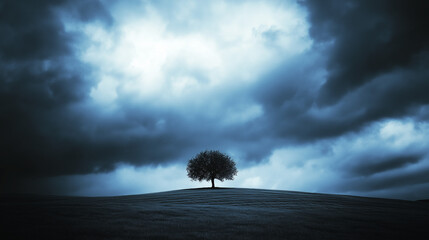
<box><xmin>1</xmin><ymin>188</ymin><xmax>428</xmax><ymax>239</ymax></box>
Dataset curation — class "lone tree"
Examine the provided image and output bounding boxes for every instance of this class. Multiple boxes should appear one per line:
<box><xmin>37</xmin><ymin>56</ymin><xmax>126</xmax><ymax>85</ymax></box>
<box><xmin>187</xmin><ymin>150</ymin><xmax>238</xmax><ymax>188</ymax></box>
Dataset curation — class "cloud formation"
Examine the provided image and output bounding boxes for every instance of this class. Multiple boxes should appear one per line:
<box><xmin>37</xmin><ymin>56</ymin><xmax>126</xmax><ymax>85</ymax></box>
<box><xmin>304</xmin><ymin>0</ymin><xmax>429</xmax><ymax>106</ymax></box>
<box><xmin>1</xmin><ymin>0</ymin><xmax>428</xmax><ymax>199</ymax></box>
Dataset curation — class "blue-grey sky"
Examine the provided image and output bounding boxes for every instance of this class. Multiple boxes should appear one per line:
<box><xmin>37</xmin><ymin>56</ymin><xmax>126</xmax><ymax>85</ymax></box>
<box><xmin>1</xmin><ymin>0</ymin><xmax>429</xmax><ymax>200</ymax></box>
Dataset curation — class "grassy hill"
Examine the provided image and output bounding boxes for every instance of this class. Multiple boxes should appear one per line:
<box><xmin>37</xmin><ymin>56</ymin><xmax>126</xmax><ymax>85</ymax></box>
<box><xmin>1</xmin><ymin>188</ymin><xmax>428</xmax><ymax>239</ymax></box>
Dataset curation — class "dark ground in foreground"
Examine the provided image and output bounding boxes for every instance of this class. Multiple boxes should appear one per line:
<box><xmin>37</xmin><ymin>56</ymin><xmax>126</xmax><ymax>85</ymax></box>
<box><xmin>1</xmin><ymin>188</ymin><xmax>428</xmax><ymax>239</ymax></box>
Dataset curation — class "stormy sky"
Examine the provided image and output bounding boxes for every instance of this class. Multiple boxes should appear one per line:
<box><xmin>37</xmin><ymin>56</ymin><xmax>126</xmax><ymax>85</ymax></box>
<box><xmin>1</xmin><ymin>0</ymin><xmax>429</xmax><ymax>200</ymax></box>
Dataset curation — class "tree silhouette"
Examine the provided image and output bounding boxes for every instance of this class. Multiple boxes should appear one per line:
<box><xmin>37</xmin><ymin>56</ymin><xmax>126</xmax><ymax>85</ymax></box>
<box><xmin>187</xmin><ymin>150</ymin><xmax>238</xmax><ymax>188</ymax></box>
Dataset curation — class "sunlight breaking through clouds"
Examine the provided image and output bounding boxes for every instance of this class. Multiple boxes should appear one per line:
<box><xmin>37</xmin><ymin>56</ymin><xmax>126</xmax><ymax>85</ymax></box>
<box><xmin>70</xmin><ymin>0</ymin><xmax>311</xmax><ymax>106</ymax></box>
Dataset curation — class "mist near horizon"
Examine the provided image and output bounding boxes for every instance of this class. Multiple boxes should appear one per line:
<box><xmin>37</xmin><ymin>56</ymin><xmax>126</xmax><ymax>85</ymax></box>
<box><xmin>1</xmin><ymin>0</ymin><xmax>429</xmax><ymax>200</ymax></box>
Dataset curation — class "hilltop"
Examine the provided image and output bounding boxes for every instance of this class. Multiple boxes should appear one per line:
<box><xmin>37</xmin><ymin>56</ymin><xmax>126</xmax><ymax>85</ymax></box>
<box><xmin>1</xmin><ymin>188</ymin><xmax>428</xmax><ymax>239</ymax></box>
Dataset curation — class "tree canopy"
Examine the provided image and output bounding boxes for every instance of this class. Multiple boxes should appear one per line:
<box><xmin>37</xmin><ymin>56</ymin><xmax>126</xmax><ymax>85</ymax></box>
<box><xmin>187</xmin><ymin>150</ymin><xmax>238</xmax><ymax>188</ymax></box>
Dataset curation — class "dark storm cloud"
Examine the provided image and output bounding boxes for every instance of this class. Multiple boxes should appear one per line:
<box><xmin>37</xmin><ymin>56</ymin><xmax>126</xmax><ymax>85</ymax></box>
<box><xmin>63</xmin><ymin>0</ymin><xmax>113</xmax><ymax>26</ymax></box>
<box><xmin>0</xmin><ymin>0</ymin><xmax>112</xmax><ymax>60</ymax></box>
<box><xmin>338</xmin><ymin>159</ymin><xmax>429</xmax><ymax>193</ymax></box>
<box><xmin>253</xmin><ymin>0</ymin><xmax>429</xmax><ymax>142</ymax></box>
<box><xmin>0</xmin><ymin>0</ymin><xmax>192</xmax><ymax>192</ymax></box>
<box><xmin>344</xmin><ymin>154</ymin><xmax>423</xmax><ymax>177</ymax></box>
<box><xmin>244</xmin><ymin>0</ymin><xmax>429</xmax><ymax>199</ymax></box>
<box><xmin>302</xmin><ymin>0</ymin><xmax>429</xmax><ymax>106</ymax></box>
<box><xmin>0</xmin><ymin>1</ymin><xmax>69</xmax><ymax>60</ymax></box>
<box><xmin>0</xmin><ymin>0</ymin><xmax>105</xmax><ymax>190</ymax></box>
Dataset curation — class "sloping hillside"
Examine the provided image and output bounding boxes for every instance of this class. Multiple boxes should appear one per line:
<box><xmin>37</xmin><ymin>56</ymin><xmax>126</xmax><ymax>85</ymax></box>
<box><xmin>1</xmin><ymin>188</ymin><xmax>428</xmax><ymax>239</ymax></box>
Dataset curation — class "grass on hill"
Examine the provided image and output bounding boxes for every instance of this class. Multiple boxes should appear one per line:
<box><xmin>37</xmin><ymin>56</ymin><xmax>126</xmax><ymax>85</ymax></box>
<box><xmin>1</xmin><ymin>188</ymin><xmax>428</xmax><ymax>239</ymax></box>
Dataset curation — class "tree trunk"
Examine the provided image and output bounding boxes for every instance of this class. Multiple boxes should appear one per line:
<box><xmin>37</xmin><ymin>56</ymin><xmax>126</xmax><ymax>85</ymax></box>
<box><xmin>211</xmin><ymin>178</ymin><xmax>215</xmax><ymax>188</ymax></box>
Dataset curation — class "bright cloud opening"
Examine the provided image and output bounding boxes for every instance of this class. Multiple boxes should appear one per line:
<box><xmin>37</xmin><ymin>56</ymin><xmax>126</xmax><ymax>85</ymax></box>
<box><xmin>63</xmin><ymin>0</ymin><xmax>311</xmax><ymax>109</ymax></box>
